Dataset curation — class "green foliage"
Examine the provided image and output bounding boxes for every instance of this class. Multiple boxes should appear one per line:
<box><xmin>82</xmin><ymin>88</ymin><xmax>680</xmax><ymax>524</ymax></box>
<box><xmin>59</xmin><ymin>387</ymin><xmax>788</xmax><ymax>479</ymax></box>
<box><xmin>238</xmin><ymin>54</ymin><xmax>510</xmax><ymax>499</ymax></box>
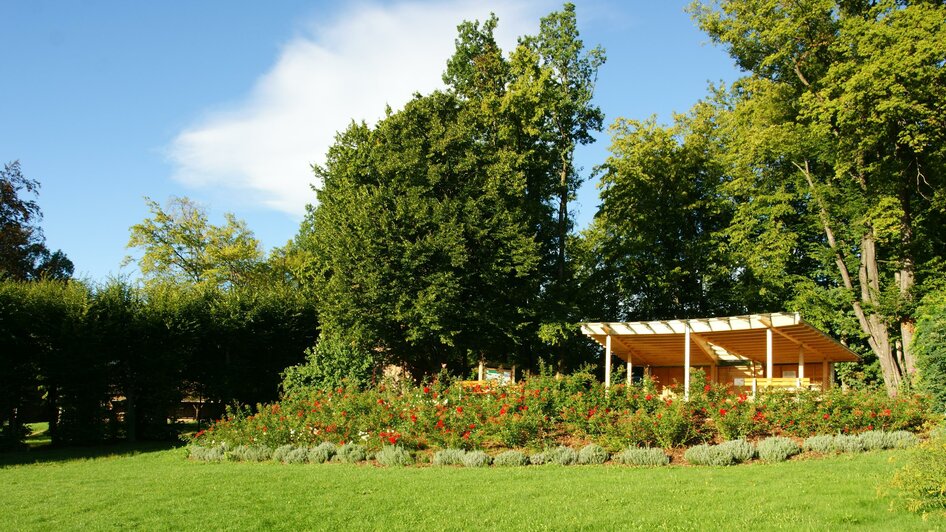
<box><xmin>125</xmin><ymin>196</ymin><xmax>263</xmax><ymax>287</ymax></box>
<box><xmin>375</xmin><ymin>446</ymin><xmax>413</xmax><ymax>467</ymax></box>
<box><xmin>757</xmin><ymin>437</ymin><xmax>801</xmax><ymax>463</ymax></box>
<box><xmin>229</xmin><ymin>445</ymin><xmax>272</xmax><ymax>462</ymax></box>
<box><xmin>804</xmin><ymin>435</ymin><xmax>839</xmax><ymax>454</ymax></box>
<box><xmin>892</xmin><ymin>431</ymin><xmax>946</xmax><ymax>516</ymax></box>
<box><xmin>462</xmin><ymin>450</ymin><xmax>491</xmax><ymax>468</ymax></box>
<box><xmin>545</xmin><ymin>446</ymin><xmax>578</xmax><ymax>466</ymax></box>
<box><xmin>689</xmin><ymin>0</ymin><xmax>946</xmax><ymax>393</ymax></box>
<box><xmin>492</xmin><ymin>450</ymin><xmax>528</xmax><ymax>467</ymax></box>
<box><xmin>307</xmin><ymin>442</ymin><xmax>337</xmax><ymax>464</ymax></box>
<box><xmin>187</xmin><ymin>444</ymin><xmax>227</xmax><ymax>462</ymax></box>
<box><xmin>613</xmin><ymin>447</ymin><xmax>670</xmax><ymax>467</ymax></box>
<box><xmin>432</xmin><ymin>449</ymin><xmax>466</xmax><ymax>466</ymax></box>
<box><xmin>914</xmin><ymin>290</ymin><xmax>946</xmax><ymax>413</ymax></box>
<box><xmin>717</xmin><ymin>439</ymin><xmax>756</xmax><ymax>462</ymax></box>
<box><xmin>577</xmin><ymin>443</ymin><xmax>609</xmax><ymax>465</ymax></box>
<box><xmin>0</xmin><ymin>160</ymin><xmax>73</xmax><ymax>281</ymax></box>
<box><xmin>684</xmin><ymin>444</ymin><xmax>736</xmax><ymax>466</ymax></box>
<box><xmin>0</xmin><ymin>277</ymin><xmax>317</xmax><ymax>447</ymax></box>
<box><xmin>281</xmin><ymin>333</ymin><xmax>375</xmax><ymax>394</ymax></box>
<box><xmin>333</xmin><ymin>443</ymin><xmax>367</xmax><ymax>464</ymax></box>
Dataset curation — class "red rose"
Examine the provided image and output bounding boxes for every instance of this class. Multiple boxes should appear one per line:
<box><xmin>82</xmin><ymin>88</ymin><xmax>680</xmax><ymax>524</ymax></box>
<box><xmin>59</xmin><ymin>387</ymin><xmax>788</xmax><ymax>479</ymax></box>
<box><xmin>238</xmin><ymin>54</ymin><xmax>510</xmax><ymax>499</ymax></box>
<box><xmin>719</xmin><ymin>408</ymin><xmax>728</xmax><ymax>416</ymax></box>
<box><xmin>823</xmin><ymin>413</ymin><xmax>830</xmax><ymax>420</ymax></box>
<box><xmin>704</xmin><ymin>384</ymin><xmax>712</xmax><ymax>392</ymax></box>
<box><xmin>645</xmin><ymin>394</ymin><xmax>653</xmax><ymax>401</ymax></box>
<box><xmin>456</xmin><ymin>407</ymin><xmax>463</xmax><ymax>414</ymax></box>
<box><xmin>423</xmin><ymin>386</ymin><xmax>430</xmax><ymax>394</ymax></box>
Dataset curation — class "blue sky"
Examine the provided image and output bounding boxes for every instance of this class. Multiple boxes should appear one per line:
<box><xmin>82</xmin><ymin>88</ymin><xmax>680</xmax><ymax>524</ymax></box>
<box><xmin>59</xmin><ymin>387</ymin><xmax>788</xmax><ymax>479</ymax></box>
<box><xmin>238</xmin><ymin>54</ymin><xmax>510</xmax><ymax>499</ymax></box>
<box><xmin>1</xmin><ymin>0</ymin><xmax>741</xmax><ymax>281</ymax></box>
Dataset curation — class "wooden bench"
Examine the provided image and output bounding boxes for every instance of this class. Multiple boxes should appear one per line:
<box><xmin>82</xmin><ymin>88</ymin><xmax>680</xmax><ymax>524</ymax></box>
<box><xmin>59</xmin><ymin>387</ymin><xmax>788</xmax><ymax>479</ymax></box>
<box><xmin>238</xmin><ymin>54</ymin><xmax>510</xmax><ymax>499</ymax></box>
<box><xmin>745</xmin><ymin>377</ymin><xmax>813</xmax><ymax>397</ymax></box>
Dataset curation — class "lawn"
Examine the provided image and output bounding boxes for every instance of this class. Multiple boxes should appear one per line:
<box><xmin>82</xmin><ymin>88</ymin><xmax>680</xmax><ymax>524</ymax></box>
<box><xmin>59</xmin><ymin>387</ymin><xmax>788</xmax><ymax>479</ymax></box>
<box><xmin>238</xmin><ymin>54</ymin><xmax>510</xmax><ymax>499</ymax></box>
<box><xmin>2</xmin><ymin>443</ymin><xmax>941</xmax><ymax>531</ymax></box>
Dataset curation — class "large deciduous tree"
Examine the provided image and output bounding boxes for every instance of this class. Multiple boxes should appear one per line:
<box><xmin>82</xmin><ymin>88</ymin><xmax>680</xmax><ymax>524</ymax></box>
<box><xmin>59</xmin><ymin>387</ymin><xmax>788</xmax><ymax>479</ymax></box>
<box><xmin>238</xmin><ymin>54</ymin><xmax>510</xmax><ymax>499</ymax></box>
<box><xmin>125</xmin><ymin>196</ymin><xmax>264</xmax><ymax>287</ymax></box>
<box><xmin>691</xmin><ymin>0</ymin><xmax>946</xmax><ymax>394</ymax></box>
<box><xmin>592</xmin><ymin>104</ymin><xmax>767</xmax><ymax>321</ymax></box>
<box><xmin>0</xmin><ymin>160</ymin><xmax>74</xmax><ymax>281</ymax></box>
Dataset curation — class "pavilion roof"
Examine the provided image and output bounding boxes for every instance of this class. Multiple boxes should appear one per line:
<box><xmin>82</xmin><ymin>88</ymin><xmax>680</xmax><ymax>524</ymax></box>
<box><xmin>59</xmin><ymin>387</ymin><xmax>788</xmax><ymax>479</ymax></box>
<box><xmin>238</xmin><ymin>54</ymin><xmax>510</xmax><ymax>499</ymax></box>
<box><xmin>580</xmin><ymin>312</ymin><xmax>860</xmax><ymax>367</ymax></box>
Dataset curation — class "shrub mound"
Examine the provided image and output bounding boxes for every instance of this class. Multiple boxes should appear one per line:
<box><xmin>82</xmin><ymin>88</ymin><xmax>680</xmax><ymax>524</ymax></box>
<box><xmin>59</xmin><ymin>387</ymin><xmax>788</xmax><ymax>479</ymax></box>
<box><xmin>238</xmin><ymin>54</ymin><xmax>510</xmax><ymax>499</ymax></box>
<box><xmin>493</xmin><ymin>450</ymin><xmax>529</xmax><ymax>467</ymax></box>
<box><xmin>333</xmin><ymin>443</ymin><xmax>366</xmax><ymax>463</ymax></box>
<box><xmin>578</xmin><ymin>443</ymin><xmax>609</xmax><ymax>465</ymax></box>
<box><xmin>892</xmin><ymin>428</ymin><xmax>946</xmax><ymax>516</ymax></box>
<box><xmin>433</xmin><ymin>449</ymin><xmax>466</xmax><ymax>466</ymax></box>
<box><xmin>614</xmin><ymin>447</ymin><xmax>669</xmax><ymax>466</ymax></box>
<box><xmin>757</xmin><ymin>437</ymin><xmax>801</xmax><ymax>462</ymax></box>
<box><xmin>375</xmin><ymin>446</ymin><xmax>413</xmax><ymax>467</ymax></box>
<box><xmin>685</xmin><ymin>440</ymin><xmax>754</xmax><ymax>466</ymax></box>
<box><xmin>462</xmin><ymin>450</ymin><xmax>491</xmax><ymax>468</ymax></box>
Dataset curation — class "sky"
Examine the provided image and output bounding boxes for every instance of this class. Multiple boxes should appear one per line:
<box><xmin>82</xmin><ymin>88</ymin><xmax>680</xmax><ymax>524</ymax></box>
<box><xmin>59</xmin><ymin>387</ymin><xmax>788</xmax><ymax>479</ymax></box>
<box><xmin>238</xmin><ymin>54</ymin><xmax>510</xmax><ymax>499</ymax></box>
<box><xmin>1</xmin><ymin>0</ymin><xmax>742</xmax><ymax>282</ymax></box>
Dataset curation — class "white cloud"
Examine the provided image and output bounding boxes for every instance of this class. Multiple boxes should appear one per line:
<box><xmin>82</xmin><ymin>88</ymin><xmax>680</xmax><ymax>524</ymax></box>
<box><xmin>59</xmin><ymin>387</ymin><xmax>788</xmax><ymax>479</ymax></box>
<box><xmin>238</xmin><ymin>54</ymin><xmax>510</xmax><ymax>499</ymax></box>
<box><xmin>168</xmin><ymin>0</ymin><xmax>549</xmax><ymax>217</ymax></box>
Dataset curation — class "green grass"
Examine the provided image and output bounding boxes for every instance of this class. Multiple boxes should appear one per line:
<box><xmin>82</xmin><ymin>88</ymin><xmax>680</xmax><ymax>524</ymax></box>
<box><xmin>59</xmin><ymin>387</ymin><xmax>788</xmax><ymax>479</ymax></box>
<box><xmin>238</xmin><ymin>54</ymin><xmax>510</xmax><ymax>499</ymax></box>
<box><xmin>25</xmin><ymin>422</ymin><xmax>51</xmax><ymax>448</ymax></box>
<box><xmin>1</xmin><ymin>445</ymin><xmax>941</xmax><ymax>531</ymax></box>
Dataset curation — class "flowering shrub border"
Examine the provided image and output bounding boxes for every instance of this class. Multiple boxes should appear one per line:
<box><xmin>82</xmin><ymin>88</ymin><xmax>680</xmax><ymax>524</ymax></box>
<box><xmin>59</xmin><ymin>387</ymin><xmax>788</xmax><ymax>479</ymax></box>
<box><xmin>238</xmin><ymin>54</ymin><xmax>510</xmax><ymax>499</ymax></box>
<box><xmin>191</xmin><ymin>371</ymin><xmax>932</xmax><ymax>456</ymax></box>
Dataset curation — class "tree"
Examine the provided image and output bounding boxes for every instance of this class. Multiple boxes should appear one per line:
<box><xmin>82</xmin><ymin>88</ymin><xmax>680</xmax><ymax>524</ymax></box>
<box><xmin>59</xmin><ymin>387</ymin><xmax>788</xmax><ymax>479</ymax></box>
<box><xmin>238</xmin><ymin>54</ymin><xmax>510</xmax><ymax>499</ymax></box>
<box><xmin>593</xmin><ymin>104</ymin><xmax>766</xmax><ymax>321</ymax></box>
<box><xmin>301</xmin><ymin>87</ymin><xmax>544</xmax><ymax>375</ymax></box>
<box><xmin>913</xmin><ymin>289</ymin><xmax>946</xmax><ymax>413</ymax></box>
<box><xmin>0</xmin><ymin>160</ymin><xmax>74</xmax><ymax>280</ymax></box>
<box><xmin>691</xmin><ymin>0</ymin><xmax>946</xmax><ymax>394</ymax></box>
<box><xmin>125</xmin><ymin>196</ymin><xmax>264</xmax><ymax>287</ymax></box>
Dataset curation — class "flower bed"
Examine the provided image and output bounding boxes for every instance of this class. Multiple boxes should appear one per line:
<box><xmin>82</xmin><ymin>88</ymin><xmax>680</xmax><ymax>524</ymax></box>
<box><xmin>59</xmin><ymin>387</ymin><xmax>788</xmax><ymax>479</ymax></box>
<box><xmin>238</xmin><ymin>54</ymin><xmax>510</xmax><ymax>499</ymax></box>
<box><xmin>191</xmin><ymin>370</ymin><xmax>932</xmax><ymax>454</ymax></box>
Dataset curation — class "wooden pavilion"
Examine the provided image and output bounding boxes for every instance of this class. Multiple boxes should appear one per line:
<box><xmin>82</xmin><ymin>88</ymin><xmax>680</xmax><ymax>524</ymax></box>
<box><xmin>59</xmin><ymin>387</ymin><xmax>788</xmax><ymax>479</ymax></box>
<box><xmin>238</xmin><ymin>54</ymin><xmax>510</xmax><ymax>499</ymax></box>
<box><xmin>580</xmin><ymin>313</ymin><xmax>860</xmax><ymax>398</ymax></box>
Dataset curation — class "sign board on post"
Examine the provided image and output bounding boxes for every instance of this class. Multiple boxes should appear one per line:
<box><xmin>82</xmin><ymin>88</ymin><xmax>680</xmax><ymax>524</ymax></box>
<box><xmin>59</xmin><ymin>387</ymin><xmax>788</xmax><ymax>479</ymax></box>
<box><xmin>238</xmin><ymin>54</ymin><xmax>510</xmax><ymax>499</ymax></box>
<box><xmin>484</xmin><ymin>367</ymin><xmax>514</xmax><ymax>385</ymax></box>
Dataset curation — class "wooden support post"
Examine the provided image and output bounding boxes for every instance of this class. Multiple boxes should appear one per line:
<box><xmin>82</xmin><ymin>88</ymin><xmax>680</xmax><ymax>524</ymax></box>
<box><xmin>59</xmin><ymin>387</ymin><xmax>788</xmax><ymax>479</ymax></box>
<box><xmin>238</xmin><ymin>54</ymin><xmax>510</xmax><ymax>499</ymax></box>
<box><xmin>822</xmin><ymin>360</ymin><xmax>829</xmax><ymax>390</ymax></box>
<box><xmin>829</xmin><ymin>362</ymin><xmax>835</xmax><ymax>388</ymax></box>
<box><xmin>798</xmin><ymin>346</ymin><xmax>805</xmax><ymax>379</ymax></box>
<box><xmin>766</xmin><ymin>328</ymin><xmax>773</xmax><ymax>380</ymax></box>
<box><xmin>684</xmin><ymin>326</ymin><xmax>691</xmax><ymax>400</ymax></box>
<box><xmin>511</xmin><ymin>365</ymin><xmax>516</xmax><ymax>384</ymax></box>
<box><xmin>605</xmin><ymin>335</ymin><xmax>612</xmax><ymax>389</ymax></box>
<box><xmin>711</xmin><ymin>364</ymin><xmax>719</xmax><ymax>383</ymax></box>
<box><xmin>627</xmin><ymin>358</ymin><xmax>632</xmax><ymax>386</ymax></box>
<box><xmin>478</xmin><ymin>359</ymin><xmax>484</xmax><ymax>382</ymax></box>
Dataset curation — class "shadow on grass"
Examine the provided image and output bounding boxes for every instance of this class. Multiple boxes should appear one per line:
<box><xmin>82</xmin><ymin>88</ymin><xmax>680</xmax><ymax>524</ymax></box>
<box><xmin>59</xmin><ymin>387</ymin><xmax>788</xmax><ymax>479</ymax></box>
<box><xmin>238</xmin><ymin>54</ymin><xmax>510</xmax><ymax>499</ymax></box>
<box><xmin>0</xmin><ymin>440</ymin><xmax>185</xmax><ymax>468</ymax></box>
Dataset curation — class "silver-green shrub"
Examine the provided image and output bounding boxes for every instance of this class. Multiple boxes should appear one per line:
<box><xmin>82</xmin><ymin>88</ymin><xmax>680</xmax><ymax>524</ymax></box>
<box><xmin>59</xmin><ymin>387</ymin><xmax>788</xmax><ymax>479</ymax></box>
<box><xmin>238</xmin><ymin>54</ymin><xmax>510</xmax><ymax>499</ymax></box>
<box><xmin>462</xmin><ymin>450</ymin><xmax>492</xmax><ymax>468</ymax></box>
<box><xmin>307</xmin><ymin>442</ymin><xmax>337</xmax><ymax>463</ymax></box>
<box><xmin>614</xmin><ymin>447</ymin><xmax>670</xmax><ymax>466</ymax></box>
<box><xmin>859</xmin><ymin>431</ymin><xmax>892</xmax><ymax>451</ymax></box>
<box><xmin>717</xmin><ymin>439</ymin><xmax>756</xmax><ymax>463</ymax></box>
<box><xmin>804</xmin><ymin>435</ymin><xmax>838</xmax><ymax>453</ymax></box>
<box><xmin>887</xmin><ymin>430</ymin><xmax>920</xmax><ymax>449</ymax></box>
<box><xmin>546</xmin><ymin>446</ymin><xmax>578</xmax><ymax>466</ymax></box>
<box><xmin>834</xmin><ymin>434</ymin><xmax>867</xmax><ymax>453</ymax></box>
<box><xmin>493</xmin><ymin>450</ymin><xmax>528</xmax><ymax>467</ymax></box>
<box><xmin>757</xmin><ymin>437</ymin><xmax>801</xmax><ymax>462</ymax></box>
<box><xmin>578</xmin><ymin>444</ymin><xmax>609</xmax><ymax>465</ymax></box>
<box><xmin>375</xmin><ymin>446</ymin><xmax>413</xmax><ymax>467</ymax></box>
<box><xmin>284</xmin><ymin>447</ymin><xmax>309</xmax><ymax>464</ymax></box>
<box><xmin>188</xmin><ymin>444</ymin><xmax>227</xmax><ymax>462</ymax></box>
<box><xmin>432</xmin><ymin>448</ymin><xmax>466</xmax><ymax>466</ymax></box>
<box><xmin>528</xmin><ymin>452</ymin><xmax>548</xmax><ymax>465</ymax></box>
<box><xmin>229</xmin><ymin>445</ymin><xmax>272</xmax><ymax>462</ymax></box>
<box><xmin>333</xmin><ymin>443</ymin><xmax>367</xmax><ymax>463</ymax></box>
<box><xmin>272</xmin><ymin>444</ymin><xmax>295</xmax><ymax>463</ymax></box>
<box><xmin>685</xmin><ymin>444</ymin><xmax>735</xmax><ymax>466</ymax></box>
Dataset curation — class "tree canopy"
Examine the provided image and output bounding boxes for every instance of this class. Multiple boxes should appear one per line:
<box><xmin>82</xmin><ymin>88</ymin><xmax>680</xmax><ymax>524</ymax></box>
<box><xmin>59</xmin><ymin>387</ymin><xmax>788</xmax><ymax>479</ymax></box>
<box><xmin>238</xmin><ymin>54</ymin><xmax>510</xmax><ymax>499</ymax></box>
<box><xmin>125</xmin><ymin>196</ymin><xmax>264</xmax><ymax>287</ymax></box>
<box><xmin>0</xmin><ymin>160</ymin><xmax>74</xmax><ymax>281</ymax></box>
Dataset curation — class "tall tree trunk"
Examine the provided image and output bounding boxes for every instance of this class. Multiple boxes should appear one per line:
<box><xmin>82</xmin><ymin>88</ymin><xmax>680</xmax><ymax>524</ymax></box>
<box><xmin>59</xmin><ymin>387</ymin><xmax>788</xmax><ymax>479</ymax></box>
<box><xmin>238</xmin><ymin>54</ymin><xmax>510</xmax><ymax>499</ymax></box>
<box><xmin>555</xmin><ymin>158</ymin><xmax>568</xmax><ymax>374</ymax></box>
<box><xmin>798</xmin><ymin>161</ymin><xmax>902</xmax><ymax>395</ymax></box>
<box><xmin>898</xmin><ymin>183</ymin><xmax>917</xmax><ymax>380</ymax></box>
